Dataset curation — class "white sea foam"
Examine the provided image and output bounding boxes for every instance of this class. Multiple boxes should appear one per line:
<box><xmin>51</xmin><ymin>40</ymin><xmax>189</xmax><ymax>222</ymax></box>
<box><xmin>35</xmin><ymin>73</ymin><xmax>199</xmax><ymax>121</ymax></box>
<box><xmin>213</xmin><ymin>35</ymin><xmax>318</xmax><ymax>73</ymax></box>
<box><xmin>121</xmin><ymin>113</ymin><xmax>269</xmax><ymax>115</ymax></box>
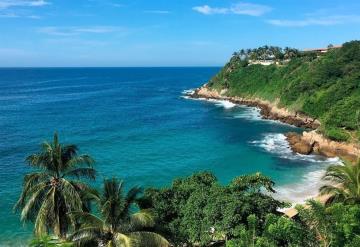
<box><xmin>182</xmin><ymin>89</ymin><xmax>196</xmax><ymax>95</ymax></box>
<box><xmin>274</xmin><ymin>169</ymin><xmax>327</xmax><ymax>204</ymax></box>
<box><xmin>249</xmin><ymin>133</ymin><xmax>340</xmax><ymax>164</ymax></box>
<box><xmin>181</xmin><ymin>89</ymin><xmax>296</xmax><ymax>127</ymax></box>
<box><xmin>232</xmin><ymin>106</ymin><xmax>262</xmax><ymax>121</ymax></box>
<box><xmin>180</xmin><ymin>89</ymin><xmax>197</xmax><ymax>100</ymax></box>
<box><xmin>207</xmin><ymin>98</ymin><xmax>236</xmax><ymax>109</ymax></box>
<box><xmin>250</xmin><ymin>133</ymin><xmax>342</xmax><ymax>203</ymax></box>
<box><xmin>181</xmin><ymin>90</ymin><xmax>237</xmax><ymax>109</ymax></box>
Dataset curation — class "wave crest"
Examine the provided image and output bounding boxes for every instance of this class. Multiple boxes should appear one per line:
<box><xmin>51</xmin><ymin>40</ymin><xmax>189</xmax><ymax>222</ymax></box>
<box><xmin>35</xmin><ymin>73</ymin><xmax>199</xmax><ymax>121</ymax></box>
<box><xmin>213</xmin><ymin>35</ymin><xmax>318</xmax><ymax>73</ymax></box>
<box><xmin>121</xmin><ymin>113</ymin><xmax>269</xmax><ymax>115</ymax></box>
<box><xmin>251</xmin><ymin>133</ymin><xmax>341</xmax><ymax>203</ymax></box>
<box><xmin>250</xmin><ymin>133</ymin><xmax>340</xmax><ymax>163</ymax></box>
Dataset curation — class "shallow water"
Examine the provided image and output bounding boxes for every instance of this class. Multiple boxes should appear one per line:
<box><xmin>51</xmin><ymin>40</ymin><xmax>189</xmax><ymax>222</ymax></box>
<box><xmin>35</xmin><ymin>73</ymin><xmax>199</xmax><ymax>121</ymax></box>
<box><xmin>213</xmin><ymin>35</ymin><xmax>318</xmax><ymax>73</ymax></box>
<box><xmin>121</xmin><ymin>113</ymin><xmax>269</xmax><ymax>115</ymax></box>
<box><xmin>0</xmin><ymin>67</ymin><xmax>338</xmax><ymax>245</ymax></box>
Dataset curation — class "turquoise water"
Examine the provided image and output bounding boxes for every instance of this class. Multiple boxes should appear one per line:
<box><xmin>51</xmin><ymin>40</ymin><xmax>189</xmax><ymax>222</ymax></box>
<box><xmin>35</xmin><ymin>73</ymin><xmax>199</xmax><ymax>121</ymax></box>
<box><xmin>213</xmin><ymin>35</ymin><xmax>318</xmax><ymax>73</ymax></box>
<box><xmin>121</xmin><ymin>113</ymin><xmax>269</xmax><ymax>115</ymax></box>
<box><xmin>0</xmin><ymin>68</ymin><xmax>335</xmax><ymax>245</ymax></box>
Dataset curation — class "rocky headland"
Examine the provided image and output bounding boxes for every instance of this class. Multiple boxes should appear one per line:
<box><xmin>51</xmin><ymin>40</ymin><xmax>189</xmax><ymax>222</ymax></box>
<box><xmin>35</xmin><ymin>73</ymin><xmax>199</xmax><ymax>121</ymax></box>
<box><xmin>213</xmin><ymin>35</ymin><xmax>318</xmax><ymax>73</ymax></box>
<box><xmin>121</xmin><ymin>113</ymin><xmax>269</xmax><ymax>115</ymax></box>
<box><xmin>188</xmin><ymin>84</ymin><xmax>360</xmax><ymax>163</ymax></box>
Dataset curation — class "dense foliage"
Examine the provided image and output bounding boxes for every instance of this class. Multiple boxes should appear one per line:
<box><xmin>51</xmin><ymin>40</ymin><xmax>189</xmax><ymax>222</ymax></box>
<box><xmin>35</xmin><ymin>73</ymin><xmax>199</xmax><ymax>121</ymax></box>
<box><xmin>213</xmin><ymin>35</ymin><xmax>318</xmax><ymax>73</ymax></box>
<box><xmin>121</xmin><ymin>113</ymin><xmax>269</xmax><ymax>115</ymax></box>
<box><xmin>208</xmin><ymin>41</ymin><xmax>360</xmax><ymax>142</ymax></box>
<box><xmin>139</xmin><ymin>172</ymin><xmax>292</xmax><ymax>246</ymax></box>
<box><xmin>297</xmin><ymin>200</ymin><xmax>360</xmax><ymax>247</ymax></box>
<box><xmin>140</xmin><ymin>169</ymin><xmax>360</xmax><ymax>247</ymax></box>
<box><xmin>15</xmin><ymin>136</ymin><xmax>360</xmax><ymax>247</ymax></box>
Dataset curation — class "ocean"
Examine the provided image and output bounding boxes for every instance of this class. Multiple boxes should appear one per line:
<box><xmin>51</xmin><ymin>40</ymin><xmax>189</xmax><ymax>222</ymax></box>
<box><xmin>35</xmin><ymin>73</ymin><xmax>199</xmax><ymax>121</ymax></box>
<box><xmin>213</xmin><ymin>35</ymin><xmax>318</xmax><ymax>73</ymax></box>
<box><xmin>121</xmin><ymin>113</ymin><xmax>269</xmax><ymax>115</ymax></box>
<box><xmin>0</xmin><ymin>67</ymin><xmax>338</xmax><ymax>245</ymax></box>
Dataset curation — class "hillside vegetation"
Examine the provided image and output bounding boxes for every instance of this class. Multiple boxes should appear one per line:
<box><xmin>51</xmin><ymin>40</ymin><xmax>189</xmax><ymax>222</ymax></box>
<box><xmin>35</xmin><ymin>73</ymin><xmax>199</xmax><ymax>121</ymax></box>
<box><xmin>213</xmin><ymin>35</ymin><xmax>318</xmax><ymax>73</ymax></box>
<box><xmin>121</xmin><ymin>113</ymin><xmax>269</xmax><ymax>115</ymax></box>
<box><xmin>207</xmin><ymin>41</ymin><xmax>360</xmax><ymax>142</ymax></box>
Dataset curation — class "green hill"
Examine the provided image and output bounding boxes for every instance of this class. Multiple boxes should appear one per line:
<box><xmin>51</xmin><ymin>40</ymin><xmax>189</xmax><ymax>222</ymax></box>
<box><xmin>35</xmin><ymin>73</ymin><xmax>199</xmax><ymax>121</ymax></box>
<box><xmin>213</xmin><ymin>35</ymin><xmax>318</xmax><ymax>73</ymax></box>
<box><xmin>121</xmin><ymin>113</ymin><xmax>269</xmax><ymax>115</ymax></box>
<box><xmin>207</xmin><ymin>41</ymin><xmax>360</xmax><ymax>142</ymax></box>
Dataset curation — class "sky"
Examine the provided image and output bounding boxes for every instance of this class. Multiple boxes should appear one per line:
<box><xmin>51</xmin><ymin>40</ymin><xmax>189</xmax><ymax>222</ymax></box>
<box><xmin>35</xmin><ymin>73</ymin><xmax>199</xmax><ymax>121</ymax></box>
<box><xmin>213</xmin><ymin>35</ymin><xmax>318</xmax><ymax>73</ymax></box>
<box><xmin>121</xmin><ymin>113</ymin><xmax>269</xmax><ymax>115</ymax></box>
<box><xmin>0</xmin><ymin>0</ymin><xmax>360</xmax><ymax>67</ymax></box>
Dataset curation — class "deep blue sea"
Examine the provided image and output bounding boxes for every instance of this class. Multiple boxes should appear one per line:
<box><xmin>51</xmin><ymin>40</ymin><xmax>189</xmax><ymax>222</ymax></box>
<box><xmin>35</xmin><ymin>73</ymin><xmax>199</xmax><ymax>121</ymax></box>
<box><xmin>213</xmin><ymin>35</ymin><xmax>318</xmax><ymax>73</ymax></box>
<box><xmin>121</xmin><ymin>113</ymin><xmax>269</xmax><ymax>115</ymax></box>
<box><xmin>0</xmin><ymin>67</ymin><xmax>338</xmax><ymax>245</ymax></box>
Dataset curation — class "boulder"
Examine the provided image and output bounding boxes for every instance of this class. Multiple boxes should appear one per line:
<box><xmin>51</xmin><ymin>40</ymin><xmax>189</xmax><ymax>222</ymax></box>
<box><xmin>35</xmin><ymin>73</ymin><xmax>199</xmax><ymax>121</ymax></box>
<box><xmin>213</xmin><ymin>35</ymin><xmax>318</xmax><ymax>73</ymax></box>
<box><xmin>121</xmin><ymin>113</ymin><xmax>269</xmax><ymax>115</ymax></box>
<box><xmin>293</xmin><ymin>141</ymin><xmax>313</xmax><ymax>155</ymax></box>
<box><xmin>286</xmin><ymin>132</ymin><xmax>313</xmax><ymax>155</ymax></box>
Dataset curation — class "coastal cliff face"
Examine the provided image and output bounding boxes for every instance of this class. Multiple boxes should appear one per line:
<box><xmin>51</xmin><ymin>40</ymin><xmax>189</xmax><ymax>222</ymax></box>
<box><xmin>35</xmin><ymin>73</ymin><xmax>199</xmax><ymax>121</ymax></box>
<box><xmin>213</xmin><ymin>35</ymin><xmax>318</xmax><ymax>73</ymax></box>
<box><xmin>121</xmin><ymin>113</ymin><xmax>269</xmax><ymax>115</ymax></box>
<box><xmin>193</xmin><ymin>85</ymin><xmax>320</xmax><ymax>129</ymax></box>
<box><xmin>190</xmin><ymin>85</ymin><xmax>360</xmax><ymax>162</ymax></box>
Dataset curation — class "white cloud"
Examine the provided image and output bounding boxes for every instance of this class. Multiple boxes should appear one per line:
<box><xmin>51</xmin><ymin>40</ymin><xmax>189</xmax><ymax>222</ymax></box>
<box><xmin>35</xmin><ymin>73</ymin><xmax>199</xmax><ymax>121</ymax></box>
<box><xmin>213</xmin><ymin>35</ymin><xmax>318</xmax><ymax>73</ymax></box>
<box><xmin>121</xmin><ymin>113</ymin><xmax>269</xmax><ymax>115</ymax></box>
<box><xmin>192</xmin><ymin>5</ymin><xmax>228</xmax><ymax>15</ymax></box>
<box><xmin>0</xmin><ymin>0</ymin><xmax>49</xmax><ymax>9</ymax></box>
<box><xmin>0</xmin><ymin>12</ymin><xmax>41</xmax><ymax>18</ymax></box>
<box><xmin>38</xmin><ymin>26</ymin><xmax>127</xmax><ymax>36</ymax></box>
<box><xmin>192</xmin><ymin>2</ymin><xmax>271</xmax><ymax>16</ymax></box>
<box><xmin>230</xmin><ymin>2</ymin><xmax>272</xmax><ymax>16</ymax></box>
<box><xmin>267</xmin><ymin>15</ymin><xmax>360</xmax><ymax>27</ymax></box>
<box><xmin>110</xmin><ymin>3</ymin><xmax>124</xmax><ymax>8</ymax></box>
<box><xmin>0</xmin><ymin>12</ymin><xmax>18</xmax><ymax>17</ymax></box>
<box><xmin>28</xmin><ymin>14</ymin><xmax>41</xmax><ymax>19</ymax></box>
<box><xmin>73</xmin><ymin>27</ymin><xmax>119</xmax><ymax>33</ymax></box>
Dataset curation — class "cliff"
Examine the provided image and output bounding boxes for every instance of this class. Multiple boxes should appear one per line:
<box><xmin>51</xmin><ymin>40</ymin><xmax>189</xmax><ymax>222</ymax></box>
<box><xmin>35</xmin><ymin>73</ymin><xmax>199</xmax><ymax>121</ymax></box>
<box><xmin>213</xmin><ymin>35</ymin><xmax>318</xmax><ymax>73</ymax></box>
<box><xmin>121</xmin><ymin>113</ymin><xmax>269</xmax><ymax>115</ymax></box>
<box><xmin>204</xmin><ymin>41</ymin><xmax>360</xmax><ymax>144</ymax></box>
<box><xmin>189</xmin><ymin>41</ymin><xmax>360</xmax><ymax>162</ymax></box>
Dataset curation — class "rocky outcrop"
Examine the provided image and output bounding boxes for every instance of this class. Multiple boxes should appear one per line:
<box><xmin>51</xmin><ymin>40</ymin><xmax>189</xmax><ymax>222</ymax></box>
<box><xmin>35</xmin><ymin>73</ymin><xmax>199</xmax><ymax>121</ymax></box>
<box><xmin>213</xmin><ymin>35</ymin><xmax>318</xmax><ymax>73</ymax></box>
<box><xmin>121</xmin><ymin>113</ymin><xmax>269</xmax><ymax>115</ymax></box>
<box><xmin>286</xmin><ymin>132</ymin><xmax>313</xmax><ymax>155</ymax></box>
<box><xmin>286</xmin><ymin>131</ymin><xmax>360</xmax><ymax>162</ymax></box>
<box><xmin>189</xmin><ymin>85</ymin><xmax>360</xmax><ymax>162</ymax></box>
<box><xmin>302</xmin><ymin>131</ymin><xmax>360</xmax><ymax>162</ymax></box>
<box><xmin>191</xmin><ymin>85</ymin><xmax>320</xmax><ymax>129</ymax></box>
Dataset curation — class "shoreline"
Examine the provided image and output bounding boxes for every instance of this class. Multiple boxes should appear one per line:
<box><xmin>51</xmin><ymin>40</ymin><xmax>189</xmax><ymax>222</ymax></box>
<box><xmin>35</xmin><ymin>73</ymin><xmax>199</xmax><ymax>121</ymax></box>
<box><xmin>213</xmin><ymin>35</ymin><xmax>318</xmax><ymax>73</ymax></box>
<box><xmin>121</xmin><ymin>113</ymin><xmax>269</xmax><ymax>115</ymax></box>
<box><xmin>187</xmin><ymin>84</ymin><xmax>360</xmax><ymax>163</ymax></box>
<box><xmin>184</xmin><ymin>85</ymin><xmax>346</xmax><ymax>213</ymax></box>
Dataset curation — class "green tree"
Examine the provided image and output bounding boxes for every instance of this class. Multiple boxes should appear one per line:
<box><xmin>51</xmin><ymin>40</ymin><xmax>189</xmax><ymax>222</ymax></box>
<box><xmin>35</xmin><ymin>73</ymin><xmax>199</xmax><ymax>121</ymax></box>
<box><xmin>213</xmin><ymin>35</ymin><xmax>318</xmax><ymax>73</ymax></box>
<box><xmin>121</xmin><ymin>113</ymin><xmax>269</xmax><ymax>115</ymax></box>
<box><xmin>320</xmin><ymin>161</ymin><xmax>360</xmax><ymax>204</ymax></box>
<box><xmin>14</xmin><ymin>133</ymin><xmax>96</xmax><ymax>238</ymax></box>
<box><xmin>226</xmin><ymin>213</ymin><xmax>316</xmax><ymax>247</ymax></box>
<box><xmin>297</xmin><ymin>200</ymin><xmax>360</xmax><ymax>247</ymax></box>
<box><xmin>69</xmin><ymin>178</ymin><xmax>169</xmax><ymax>247</ymax></box>
<box><xmin>230</xmin><ymin>172</ymin><xmax>275</xmax><ymax>193</ymax></box>
<box><xmin>140</xmin><ymin>172</ymin><xmax>284</xmax><ymax>246</ymax></box>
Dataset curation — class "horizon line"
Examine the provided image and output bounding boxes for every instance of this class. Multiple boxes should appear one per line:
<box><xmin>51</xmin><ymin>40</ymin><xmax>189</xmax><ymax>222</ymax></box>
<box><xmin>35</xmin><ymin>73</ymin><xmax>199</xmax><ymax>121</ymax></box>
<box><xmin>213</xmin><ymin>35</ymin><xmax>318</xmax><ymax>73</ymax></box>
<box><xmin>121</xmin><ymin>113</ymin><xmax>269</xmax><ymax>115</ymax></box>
<box><xmin>0</xmin><ymin>65</ymin><xmax>223</xmax><ymax>69</ymax></box>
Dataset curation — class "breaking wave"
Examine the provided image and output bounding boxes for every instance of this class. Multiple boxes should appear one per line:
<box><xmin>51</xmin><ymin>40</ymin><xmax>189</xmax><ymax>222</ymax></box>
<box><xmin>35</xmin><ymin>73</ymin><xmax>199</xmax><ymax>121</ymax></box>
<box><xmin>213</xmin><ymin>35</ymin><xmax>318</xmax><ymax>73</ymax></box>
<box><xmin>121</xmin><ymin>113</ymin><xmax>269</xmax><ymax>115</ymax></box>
<box><xmin>249</xmin><ymin>133</ymin><xmax>340</xmax><ymax>164</ymax></box>
<box><xmin>250</xmin><ymin>133</ymin><xmax>341</xmax><ymax>203</ymax></box>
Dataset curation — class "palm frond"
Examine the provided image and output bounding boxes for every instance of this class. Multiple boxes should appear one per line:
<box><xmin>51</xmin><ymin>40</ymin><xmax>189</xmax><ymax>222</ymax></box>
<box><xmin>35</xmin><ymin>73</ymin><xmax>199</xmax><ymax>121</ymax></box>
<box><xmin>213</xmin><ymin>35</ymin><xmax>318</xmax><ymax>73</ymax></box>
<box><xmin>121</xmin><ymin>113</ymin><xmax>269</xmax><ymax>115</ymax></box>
<box><xmin>60</xmin><ymin>179</ymin><xmax>83</xmax><ymax>211</ymax></box>
<box><xmin>62</xmin><ymin>144</ymin><xmax>78</xmax><ymax>160</ymax></box>
<box><xmin>100</xmin><ymin>178</ymin><xmax>124</xmax><ymax>229</ymax></box>
<box><xmin>129</xmin><ymin>231</ymin><xmax>169</xmax><ymax>247</ymax></box>
<box><xmin>14</xmin><ymin>172</ymin><xmax>50</xmax><ymax>211</ymax></box>
<box><xmin>130</xmin><ymin>209</ymin><xmax>156</xmax><ymax>229</ymax></box>
<box><xmin>121</xmin><ymin>186</ymin><xmax>142</xmax><ymax>220</ymax></box>
<box><xmin>65</xmin><ymin>155</ymin><xmax>95</xmax><ymax>171</ymax></box>
<box><xmin>70</xmin><ymin>211</ymin><xmax>105</xmax><ymax>229</ymax></box>
<box><xmin>63</xmin><ymin>168</ymin><xmax>96</xmax><ymax>180</ymax></box>
<box><xmin>20</xmin><ymin>182</ymin><xmax>49</xmax><ymax>221</ymax></box>
<box><xmin>320</xmin><ymin>160</ymin><xmax>360</xmax><ymax>204</ymax></box>
<box><xmin>319</xmin><ymin>184</ymin><xmax>343</xmax><ymax>196</ymax></box>
<box><xmin>68</xmin><ymin>226</ymin><xmax>103</xmax><ymax>243</ymax></box>
<box><xmin>113</xmin><ymin>232</ymin><xmax>133</xmax><ymax>247</ymax></box>
<box><xmin>34</xmin><ymin>187</ymin><xmax>56</xmax><ymax>237</ymax></box>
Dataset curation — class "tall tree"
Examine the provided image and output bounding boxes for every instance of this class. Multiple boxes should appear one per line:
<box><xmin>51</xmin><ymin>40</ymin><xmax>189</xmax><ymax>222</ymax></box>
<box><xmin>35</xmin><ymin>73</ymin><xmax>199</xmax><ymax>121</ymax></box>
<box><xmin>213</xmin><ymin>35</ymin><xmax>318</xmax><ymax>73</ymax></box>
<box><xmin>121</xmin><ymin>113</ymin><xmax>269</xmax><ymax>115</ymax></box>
<box><xmin>14</xmin><ymin>133</ymin><xmax>96</xmax><ymax>238</ymax></box>
<box><xmin>69</xmin><ymin>178</ymin><xmax>169</xmax><ymax>247</ymax></box>
<box><xmin>320</xmin><ymin>160</ymin><xmax>360</xmax><ymax>204</ymax></box>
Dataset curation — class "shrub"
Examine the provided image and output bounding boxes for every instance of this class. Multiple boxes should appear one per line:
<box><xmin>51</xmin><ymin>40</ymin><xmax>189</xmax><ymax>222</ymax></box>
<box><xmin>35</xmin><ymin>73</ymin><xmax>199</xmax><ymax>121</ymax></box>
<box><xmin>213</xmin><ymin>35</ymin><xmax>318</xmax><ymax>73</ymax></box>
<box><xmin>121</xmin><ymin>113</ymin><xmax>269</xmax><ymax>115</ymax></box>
<box><xmin>324</xmin><ymin>128</ymin><xmax>351</xmax><ymax>142</ymax></box>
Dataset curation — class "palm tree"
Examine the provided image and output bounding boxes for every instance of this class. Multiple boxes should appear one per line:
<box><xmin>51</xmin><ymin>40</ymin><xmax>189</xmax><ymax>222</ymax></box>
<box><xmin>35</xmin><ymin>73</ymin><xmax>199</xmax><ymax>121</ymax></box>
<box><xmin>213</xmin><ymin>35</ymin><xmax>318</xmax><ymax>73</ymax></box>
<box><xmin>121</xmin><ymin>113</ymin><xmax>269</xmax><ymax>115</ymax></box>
<box><xmin>239</xmin><ymin>49</ymin><xmax>245</xmax><ymax>60</ymax></box>
<box><xmin>283</xmin><ymin>47</ymin><xmax>291</xmax><ymax>59</ymax></box>
<box><xmin>69</xmin><ymin>178</ymin><xmax>169</xmax><ymax>247</ymax></box>
<box><xmin>319</xmin><ymin>160</ymin><xmax>360</xmax><ymax>204</ymax></box>
<box><xmin>14</xmin><ymin>133</ymin><xmax>96</xmax><ymax>238</ymax></box>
